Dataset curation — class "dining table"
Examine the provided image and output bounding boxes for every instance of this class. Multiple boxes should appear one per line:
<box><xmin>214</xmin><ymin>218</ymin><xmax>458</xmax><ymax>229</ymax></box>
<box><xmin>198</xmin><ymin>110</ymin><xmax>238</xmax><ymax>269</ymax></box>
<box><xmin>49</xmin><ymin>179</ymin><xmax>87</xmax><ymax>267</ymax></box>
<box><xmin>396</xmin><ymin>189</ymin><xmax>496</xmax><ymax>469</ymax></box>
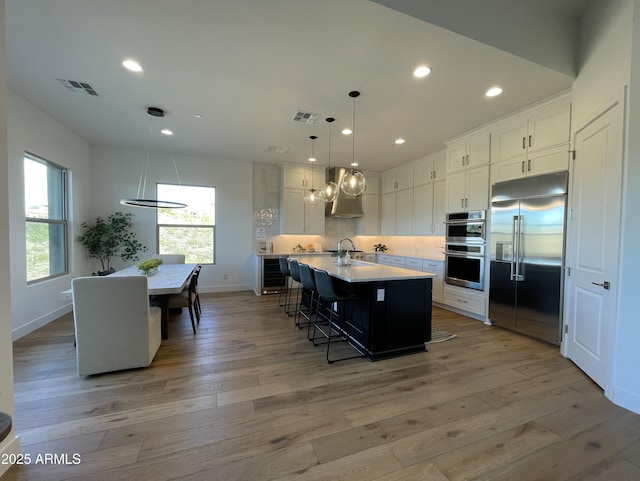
<box><xmin>62</xmin><ymin>263</ymin><xmax>196</xmax><ymax>340</ymax></box>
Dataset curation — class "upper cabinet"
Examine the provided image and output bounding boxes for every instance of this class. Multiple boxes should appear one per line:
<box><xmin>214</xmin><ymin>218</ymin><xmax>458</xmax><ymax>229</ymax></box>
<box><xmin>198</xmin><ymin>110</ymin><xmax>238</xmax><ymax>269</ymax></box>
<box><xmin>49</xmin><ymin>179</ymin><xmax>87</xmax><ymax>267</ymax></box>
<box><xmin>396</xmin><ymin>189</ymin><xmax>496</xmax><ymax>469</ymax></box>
<box><xmin>382</xmin><ymin>165</ymin><xmax>414</xmax><ymax>194</ymax></box>
<box><xmin>446</xmin><ymin>130</ymin><xmax>490</xmax><ymax>174</ymax></box>
<box><xmin>491</xmin><ymin>95</ymin><xmax>571</xmax><ymax>163</ymax></box>
<box><xmin>281</xmin><ymin>163</ymin><xmax>325</xmax><ymax>234</ymax></box>
<box><xmin>357</xmin><ymin>175</ymin><xmax>381</xmax><ymax>235</ymax></box>
<box><xmin>414</xmin><ymin>150</ymin><xmax>446</xmax><ymax>185</ymax></box>
<box><xmin>490</xmin><ymin>94</ymin><xmax>571</xmax><ymax>184</ymax></box>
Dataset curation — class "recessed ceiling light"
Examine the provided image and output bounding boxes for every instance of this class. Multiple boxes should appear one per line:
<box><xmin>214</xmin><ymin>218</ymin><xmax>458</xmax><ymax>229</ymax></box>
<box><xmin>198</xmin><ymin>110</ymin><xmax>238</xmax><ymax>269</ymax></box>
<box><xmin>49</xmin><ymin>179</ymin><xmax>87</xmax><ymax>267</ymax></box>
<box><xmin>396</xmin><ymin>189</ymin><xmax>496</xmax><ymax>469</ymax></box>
<box><xmin>308</xmin><ymin>156</ymin><xmax>316</xmax><ymax>162</ymax></box>
<box><xmin>194</xmin><ymin>114</ymin><xmax>203</xmax><ymax>119</ymax></box>
<box><xmin>342</xmin><ymin>128</ymin><xmax>352</xmax><ymax>135</ymax></box>
<box><xmin>486</xmin><ymin>86</ymin><xmax>503</xmax><ymax>97</ymax></box>
<box><xmin>395</xmin><ymin>138</ymin><xmax>405</xmax><ymax>145</ymax></box>
<box><xmin>413</xmin><ymin>66</ymin><xmax>431</xmax><ymax>78</ymax></box>
<box><xmin>122</xmin><ymin>59</ymin><xmax>144</xmax><ymax>73</ymax></box>
<box><xmin>161</xmin><ymin>129</ymin><xmax>173</xmax><ymax>136</ymax></box>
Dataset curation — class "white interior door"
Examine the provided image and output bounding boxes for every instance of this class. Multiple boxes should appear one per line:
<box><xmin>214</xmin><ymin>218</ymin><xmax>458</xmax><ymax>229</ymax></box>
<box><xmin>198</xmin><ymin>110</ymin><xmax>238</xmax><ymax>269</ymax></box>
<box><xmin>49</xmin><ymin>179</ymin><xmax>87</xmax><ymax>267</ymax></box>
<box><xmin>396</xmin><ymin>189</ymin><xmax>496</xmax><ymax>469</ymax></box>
<box><xmin>564</xmin><ymin>101</ymin><xmax>623</xmax><ymax>391</ymax></box>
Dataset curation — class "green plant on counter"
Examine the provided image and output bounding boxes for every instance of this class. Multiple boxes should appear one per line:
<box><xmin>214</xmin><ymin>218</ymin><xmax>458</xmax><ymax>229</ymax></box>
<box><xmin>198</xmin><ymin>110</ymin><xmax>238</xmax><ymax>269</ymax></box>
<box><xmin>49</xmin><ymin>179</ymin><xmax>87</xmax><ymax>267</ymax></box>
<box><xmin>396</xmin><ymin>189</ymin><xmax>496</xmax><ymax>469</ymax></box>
<box><xmin>292</xmin><ymin>244</ymin><xmax>307</xmax><ymax>253</ymax></box>
<box><xmin>136</xmin><ymin>258</ymin><xmax>163</xmax><ymax>270</ymax></box>
<box><xmin>373</xmin><ymin>243</ymin><xmax>388</xmax><ymax>252</ymax></box>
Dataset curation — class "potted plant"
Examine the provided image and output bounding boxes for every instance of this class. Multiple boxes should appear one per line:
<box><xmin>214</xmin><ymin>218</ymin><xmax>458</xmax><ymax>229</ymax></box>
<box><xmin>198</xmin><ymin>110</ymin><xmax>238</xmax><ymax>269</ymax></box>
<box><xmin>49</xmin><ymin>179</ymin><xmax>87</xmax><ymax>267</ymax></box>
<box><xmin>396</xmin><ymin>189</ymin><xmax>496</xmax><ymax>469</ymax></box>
<box><xmin>77</xmin><ymin>212</ymin><xmax>147</xmax><ymax>275</ymax></box>
<box><xmin>373</xmin><ymin>243</ymin><xmax>388</xmax><ymax>253</ymax></box>
<box><xmin>136</xmin><ymin>257</ymin><xmax>163</xmax><ymax>276</ymax></box>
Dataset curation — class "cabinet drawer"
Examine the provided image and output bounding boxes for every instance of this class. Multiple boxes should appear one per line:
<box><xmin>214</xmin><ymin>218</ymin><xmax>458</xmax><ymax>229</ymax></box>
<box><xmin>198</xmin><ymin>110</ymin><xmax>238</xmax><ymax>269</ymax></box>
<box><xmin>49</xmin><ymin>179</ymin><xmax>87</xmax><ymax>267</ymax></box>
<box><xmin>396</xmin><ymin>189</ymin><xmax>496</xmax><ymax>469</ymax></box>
<box><xmin>443</xmin><ymin>287</ymin><xmax>485</xmax><ymax>315</ymax></box>
<box><xmin>390</xmin><ymin>256</ymin><xmax>406</xmax><ymax>267</ymax></box>
<box><xmin>405</xmin><ymin>258</ymin><xmax>423</xmax><ymax>270</ymax></box>
<box><xmin>378</xmin><ymin>254</ymin><xmax>391</xmax><ymax>265</ymax></box>
<box><xmin>422</xmin><ymin>260</ymin><xmax>443</xmax><ymax>273</ymax></box>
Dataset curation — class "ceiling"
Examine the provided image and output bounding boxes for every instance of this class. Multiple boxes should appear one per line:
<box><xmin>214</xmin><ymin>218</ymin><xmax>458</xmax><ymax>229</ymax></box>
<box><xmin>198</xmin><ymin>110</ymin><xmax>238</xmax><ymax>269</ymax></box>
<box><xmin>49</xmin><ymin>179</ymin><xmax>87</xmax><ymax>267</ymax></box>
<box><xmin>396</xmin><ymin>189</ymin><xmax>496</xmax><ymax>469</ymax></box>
<box><xmin>4</xmin><ymin>0</ymin><xmax>587</xmax><ymax>173</ymax></box>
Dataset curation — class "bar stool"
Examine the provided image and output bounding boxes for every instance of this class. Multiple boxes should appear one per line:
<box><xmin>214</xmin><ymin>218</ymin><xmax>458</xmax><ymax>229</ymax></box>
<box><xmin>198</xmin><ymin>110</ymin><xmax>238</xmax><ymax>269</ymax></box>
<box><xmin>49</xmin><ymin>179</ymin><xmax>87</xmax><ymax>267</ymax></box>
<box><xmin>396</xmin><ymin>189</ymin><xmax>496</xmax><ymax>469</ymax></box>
<box><xmin>297</xmin><ymin>263</ymin><xmax>319</xmax><ymax>332</ymax></box>
<box><xmin>278</xmin><ymin>256</ymin><xmax>291</xmax><ymax>310</ymax></box>
<box><xmin>311</xmin><ymin>269</ymin><xmax>366</xmax><ymax>364</ymax></box>
<box><xmin>287</xmin><ymin>259</ymin><xmax>303</xmax><ymax>320</ymax></box>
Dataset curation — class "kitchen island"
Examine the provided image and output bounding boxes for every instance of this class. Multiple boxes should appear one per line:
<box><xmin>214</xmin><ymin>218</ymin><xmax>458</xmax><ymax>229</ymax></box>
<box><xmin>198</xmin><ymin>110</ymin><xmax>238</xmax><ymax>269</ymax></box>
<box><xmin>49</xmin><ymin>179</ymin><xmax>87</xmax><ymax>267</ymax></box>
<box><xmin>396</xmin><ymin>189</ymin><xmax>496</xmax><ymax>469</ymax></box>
<box><xmin>292</xmin><ymin>257</ymin><xmax>436</xmax><ymax>361</ymax></box>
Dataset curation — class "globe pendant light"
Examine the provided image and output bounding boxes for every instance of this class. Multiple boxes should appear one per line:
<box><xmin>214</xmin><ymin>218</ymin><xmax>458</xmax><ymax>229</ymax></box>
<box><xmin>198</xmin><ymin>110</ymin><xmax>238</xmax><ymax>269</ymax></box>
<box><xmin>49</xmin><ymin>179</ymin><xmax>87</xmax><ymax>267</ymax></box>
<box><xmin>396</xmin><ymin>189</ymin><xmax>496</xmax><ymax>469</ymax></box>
<box><xmin>341</xmin><ymin>90</ymin><xmax>366</xmax><ymax>196</ymax></box>
<box><xmin>322</xmin><ymin>117</ymin><xmax>339</xmax><ymax>203</ymax></box>
<box><xmin>304</xmin><ymin>135</ymin><xmax>323</xmax><ymax>207</ymax></box>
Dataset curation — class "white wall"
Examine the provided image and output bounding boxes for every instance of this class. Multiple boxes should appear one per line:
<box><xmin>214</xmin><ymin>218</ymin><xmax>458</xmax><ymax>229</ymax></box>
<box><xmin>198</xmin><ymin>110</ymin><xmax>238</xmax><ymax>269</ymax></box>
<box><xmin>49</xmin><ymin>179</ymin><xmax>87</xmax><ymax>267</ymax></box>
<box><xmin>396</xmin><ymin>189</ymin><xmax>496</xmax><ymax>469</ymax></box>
<box><xmin>572</xmin><ymin>0</ymin><xmax>640</xmax><ymax>413</ymax></box>
<box><xmin>7</xmin><ymin>91</ymin><xmax>93</xmax><ymax>339</ymax></box>
<box><xmin>613</xmin><ymin>0</ymin><xmax>640</xmax><ymax>413</ymax></box>
<box><xmin>90</xmin><ymin>146</ymin><xmax>254</xmax><ymax>293</ymax></box>
<box><xmin>0</xmin><ymin>0</ymin><xmax>21</xmax><ymax>470</ymax></box>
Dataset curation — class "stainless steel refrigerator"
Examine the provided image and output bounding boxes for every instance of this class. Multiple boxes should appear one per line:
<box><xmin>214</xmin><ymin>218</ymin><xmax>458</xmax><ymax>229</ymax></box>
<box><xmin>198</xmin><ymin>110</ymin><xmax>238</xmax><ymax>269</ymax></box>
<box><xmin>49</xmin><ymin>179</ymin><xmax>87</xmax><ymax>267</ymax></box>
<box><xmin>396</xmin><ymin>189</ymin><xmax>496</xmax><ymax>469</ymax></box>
<box><xmin>488</xmin><ymin>172</ymin><xmax>568</xmax><ymax>345</ymax></box>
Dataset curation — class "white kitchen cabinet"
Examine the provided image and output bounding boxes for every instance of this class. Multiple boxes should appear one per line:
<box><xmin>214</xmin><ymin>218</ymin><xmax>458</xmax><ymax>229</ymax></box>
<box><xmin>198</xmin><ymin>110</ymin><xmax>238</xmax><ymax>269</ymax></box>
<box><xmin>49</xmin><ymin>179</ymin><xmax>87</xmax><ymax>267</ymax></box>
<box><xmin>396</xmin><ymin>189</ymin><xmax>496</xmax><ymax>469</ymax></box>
<box><xmin>491</xmin><ymin>95</ymin><xmax>571</xmax><ymax>164</ymax></box>
<box><xmin>491</xmin><ymin>145</ymin><xmax>570</xmax><ymax>184</ymax></box>
<box><xmin>432</xmin><ymin>181</ymin><xmax>446</xmax><ymax>235</ymax></box>
<box><xmin>381</xmin><ymin>187</ymin><xmax>413</xmax><ymax>235</ymax></box>
<box><xmin>422</xmin><ymin>260</ymin><xmax>444</xmax><ymax>303</ymax></box>
<box><xmin>357</xmin><ymin>175</ymin><xmax>381</xmax><ymax>235</ymax></box>
<box><xmin>414</xmin><ymin>150</ymin><xmax>446</xmax><ymax>185</ymax></box>
<box><xmin>446</xmin><ymin>130</ymin><xmax>490</xmax><ymax>174</ymax></box>
<box><xmin>382</xmin><ymin>165</ymin><xmax>414</xmax><ymax>194</ymax></box>
<box><xmin>390</xmin><ymin>256</ymin><xmax>406</xmax><ymax>268</ymax></box>
<box><xmin>283</xmin><ymin>164</ymin><xmax>310</xmax><ymax>189</ymax></box>
<box><xmin>413</xmin><ymin>180</ymin><xmax>446</xmax><ymax>235</ymax></box>
<box><xmin>378</xmin><ymin>254</ymin><xmax>391</xmax><ymax>265</ymax></box>
<box><xmin>357</xmin><ymin>193</ymin><xmax>380</xmax><ymax>235</ymax></box>
<box><xmin>281</xmin><ymin>188</ymin><xmax>325</xmax><ymax>234</ymax></box>
<box><xmin>446</xmin><ymin>165</ymin><xmax>489</xmax><ymax>213</ymax></box>
<box><xmin>443</xmin><ymin>284</ymin><xmax>486</xmax><ymax>317</ymax></box>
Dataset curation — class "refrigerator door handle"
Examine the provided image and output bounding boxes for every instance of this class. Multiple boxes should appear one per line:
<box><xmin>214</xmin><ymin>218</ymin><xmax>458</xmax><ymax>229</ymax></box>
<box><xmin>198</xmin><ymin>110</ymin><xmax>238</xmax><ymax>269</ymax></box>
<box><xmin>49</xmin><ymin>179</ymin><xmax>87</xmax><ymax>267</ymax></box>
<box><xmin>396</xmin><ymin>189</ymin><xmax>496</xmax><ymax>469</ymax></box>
<box><xmin>515</xmin><ymin>215</ymin><xmax>524</xmax><ymax>281</ymax></box>
<box><xmin>510</xmin><ymin>215</ymin><xmax>518</xmax><ymax>280</ymax></box>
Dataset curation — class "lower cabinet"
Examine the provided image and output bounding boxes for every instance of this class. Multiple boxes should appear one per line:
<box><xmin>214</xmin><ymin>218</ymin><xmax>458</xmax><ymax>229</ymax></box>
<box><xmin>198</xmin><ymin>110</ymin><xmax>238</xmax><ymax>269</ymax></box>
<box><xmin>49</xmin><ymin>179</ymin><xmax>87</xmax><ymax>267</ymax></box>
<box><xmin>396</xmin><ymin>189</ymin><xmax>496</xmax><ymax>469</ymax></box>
<box><xmin>422</xmin><ymin>260</ymin><xmax>443</xmax><ymax>303</ymax></box>
<box><xmin>443</xmin><ymin>284</ymin><xmax>486</xmax><ymax>317</ymax></box>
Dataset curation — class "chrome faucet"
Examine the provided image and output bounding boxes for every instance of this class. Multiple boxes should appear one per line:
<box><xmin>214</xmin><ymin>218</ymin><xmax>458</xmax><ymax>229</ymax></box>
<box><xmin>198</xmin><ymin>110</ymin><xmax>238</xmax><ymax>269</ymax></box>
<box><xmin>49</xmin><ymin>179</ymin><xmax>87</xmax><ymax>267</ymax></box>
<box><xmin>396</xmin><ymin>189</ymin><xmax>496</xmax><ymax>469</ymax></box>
<box><xmin>337</xmin><ymin>237</ymin><xmax>356</xmax><ymax>253</ymax></box>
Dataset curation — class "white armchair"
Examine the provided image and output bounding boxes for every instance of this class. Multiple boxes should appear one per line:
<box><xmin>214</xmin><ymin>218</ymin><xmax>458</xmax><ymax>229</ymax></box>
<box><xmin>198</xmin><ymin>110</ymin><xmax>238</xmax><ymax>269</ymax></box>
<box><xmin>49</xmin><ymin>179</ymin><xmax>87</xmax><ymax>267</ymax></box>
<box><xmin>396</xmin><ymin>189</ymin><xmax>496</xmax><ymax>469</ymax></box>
<box><xmin>72</xmin><ymin>276</ymin><xmax>162</xmax><ymax>376</ymax></box>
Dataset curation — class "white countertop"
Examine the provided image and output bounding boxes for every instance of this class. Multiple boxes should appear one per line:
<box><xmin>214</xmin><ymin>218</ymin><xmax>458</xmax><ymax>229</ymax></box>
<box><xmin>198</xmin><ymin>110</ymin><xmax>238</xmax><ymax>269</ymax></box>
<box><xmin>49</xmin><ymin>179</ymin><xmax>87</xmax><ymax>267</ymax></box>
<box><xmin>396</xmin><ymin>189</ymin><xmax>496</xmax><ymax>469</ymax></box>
<box><xmin>291</xmin><ymin>256</ymin><xmax>436</xmax><ymax>283</ymax></box>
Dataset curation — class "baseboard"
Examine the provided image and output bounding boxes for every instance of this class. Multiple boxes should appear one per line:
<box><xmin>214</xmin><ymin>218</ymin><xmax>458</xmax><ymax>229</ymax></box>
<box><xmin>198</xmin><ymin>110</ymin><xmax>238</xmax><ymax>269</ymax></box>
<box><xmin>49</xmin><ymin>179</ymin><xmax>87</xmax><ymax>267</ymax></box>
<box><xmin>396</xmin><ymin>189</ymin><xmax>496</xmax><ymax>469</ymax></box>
<box><xmin>12</xmin><ymin>304</ymin><xmax>73</xmax><ymax>341</ymax></box>
<box><xmin>610</xmin><ymin>384</ymin><xmax>640</xmax><ymax>416</ymax></box>
<box><xmin>198</xmin><ymin>284</ymin><xmax>253</xmax><ymax>294</ymax></box>
<box><xmin>0</xmin><ymin>434</ymin><xmax>20</xmax><ymax>477</ymax></box>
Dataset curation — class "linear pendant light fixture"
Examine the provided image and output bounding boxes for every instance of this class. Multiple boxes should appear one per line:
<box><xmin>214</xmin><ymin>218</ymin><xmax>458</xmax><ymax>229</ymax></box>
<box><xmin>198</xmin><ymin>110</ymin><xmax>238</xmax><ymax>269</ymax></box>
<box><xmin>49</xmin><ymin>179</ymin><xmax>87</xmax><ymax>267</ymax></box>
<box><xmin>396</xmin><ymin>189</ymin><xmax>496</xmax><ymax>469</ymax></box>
<box><xmin>120</xmin><ymin>107</ymin><xmax>187</xmax><ymax>209</ymax></box>
<box><xmin>304</xmin><ymin>135</ymin><xmax>323</xmax><ymax>206</ymax></box>
<box><xmin>323</xmin><ymin>117</ymin><xmax>339</xmax><ymax>203</ymax></box>
<box><xmin>341</xmin><ymin>90</ymin><xmax>366</xmax><ymax>196</ymax></box>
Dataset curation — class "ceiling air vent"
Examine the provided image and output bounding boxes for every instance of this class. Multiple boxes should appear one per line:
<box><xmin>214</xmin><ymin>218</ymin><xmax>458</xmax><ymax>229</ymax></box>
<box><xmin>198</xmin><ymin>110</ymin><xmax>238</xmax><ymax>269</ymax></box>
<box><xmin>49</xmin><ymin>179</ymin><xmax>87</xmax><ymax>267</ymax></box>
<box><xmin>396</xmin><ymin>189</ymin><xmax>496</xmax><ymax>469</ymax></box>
<box><xmin>56</xmin><ymin>78</ymin><xmax>99</xmax><ymax>96</ymax></box>
<box><xmin>266</xmin><ymin>145</ymin><xmax>290</xmax><ymax>155</ymax></box>
<box><xmin>292</xmin><ymin>110</ymin><xmax>319</xmax><ymax>125</ymax></box>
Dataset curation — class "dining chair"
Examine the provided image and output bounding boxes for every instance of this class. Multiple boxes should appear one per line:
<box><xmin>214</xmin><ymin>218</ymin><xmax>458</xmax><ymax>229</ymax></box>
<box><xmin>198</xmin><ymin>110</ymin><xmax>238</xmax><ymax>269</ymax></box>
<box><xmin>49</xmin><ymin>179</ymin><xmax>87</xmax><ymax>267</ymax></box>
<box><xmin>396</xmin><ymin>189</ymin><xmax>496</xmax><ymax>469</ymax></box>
<box><xmin>72</xmin><ymin>275</ymin><xmax>162</xmax><ymax>375</ymax></box>
<box><xmin>157</xmin><ymin>254</ymin><xmax>186</xmax><ymax>264</ymax></box>
<box><xmin>167</xmin><ymin>268</ymin><xmax>200</xmax><ymax>334</ymax></box>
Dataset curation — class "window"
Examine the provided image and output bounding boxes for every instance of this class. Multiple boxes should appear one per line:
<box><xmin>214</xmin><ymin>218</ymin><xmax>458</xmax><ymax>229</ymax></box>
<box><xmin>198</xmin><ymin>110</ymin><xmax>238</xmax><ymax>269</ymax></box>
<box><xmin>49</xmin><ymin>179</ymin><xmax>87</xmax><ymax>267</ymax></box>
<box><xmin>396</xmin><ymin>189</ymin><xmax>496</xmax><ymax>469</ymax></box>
<box><xmin>156</xmin><ymin>184</ymin><xmax>215</xmax><ymax>264</ymax></box>
<box><xmin>24</xmin><ymin>153</ymin><xmax>68</xmax><ymax>282</ymax></box>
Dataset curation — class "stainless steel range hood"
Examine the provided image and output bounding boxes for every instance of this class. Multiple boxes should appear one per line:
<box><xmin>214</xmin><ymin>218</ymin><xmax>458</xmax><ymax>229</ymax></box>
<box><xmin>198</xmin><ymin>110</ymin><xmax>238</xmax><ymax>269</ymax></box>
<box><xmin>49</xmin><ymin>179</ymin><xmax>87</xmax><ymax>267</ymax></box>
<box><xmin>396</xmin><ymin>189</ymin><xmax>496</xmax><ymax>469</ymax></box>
<box><xmin>325</xmin><ymin>167</ymin><xmax>364</xmax><ymax>218</ymax></box>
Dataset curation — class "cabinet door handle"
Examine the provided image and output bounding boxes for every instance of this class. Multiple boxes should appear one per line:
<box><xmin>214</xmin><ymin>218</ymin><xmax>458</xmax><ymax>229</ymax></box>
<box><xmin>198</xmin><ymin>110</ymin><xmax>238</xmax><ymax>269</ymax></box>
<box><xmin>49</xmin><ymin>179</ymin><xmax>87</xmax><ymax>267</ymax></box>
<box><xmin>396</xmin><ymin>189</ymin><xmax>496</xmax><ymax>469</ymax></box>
<box><xmin>461</xmin><ymin>156</ymin><xmax>465</xmax><ymax>167</ymax></box>
<box><xmin>461</xmin><ymin>198</ymin><xmax>464</xmax><ymax>208</ymax></box>
<box><xmin>522</xmin><ymin>137</ymin><xmax>526</xmax><ymax>149</ymax></box>
<box><xmin>432</xmin><ymin>170</ymin><xmax>436</xmax><ymax>180</ymax></box>
<box><xmin>465</xmin><ymin>154</ymin><xmax>469</xmax><ymax>165</ymax></box>
<box><xmin>465</xmin><ymin>198</ymin><xmax>468</xmax><ymax>208</ymax></box>
<box><xmin>527</xmin><ymin>159</ymin><xmax>532</xmax><ymax>171</ymax></box>
<box><xmin>529</xmin><ymin>135</ymin><xmax>532</xmax><ymax>147</ymax></box>
<box><xmin>521</xmin><ymin>161</ymin><xmax>525</xmax><ymax>173</ymax></box>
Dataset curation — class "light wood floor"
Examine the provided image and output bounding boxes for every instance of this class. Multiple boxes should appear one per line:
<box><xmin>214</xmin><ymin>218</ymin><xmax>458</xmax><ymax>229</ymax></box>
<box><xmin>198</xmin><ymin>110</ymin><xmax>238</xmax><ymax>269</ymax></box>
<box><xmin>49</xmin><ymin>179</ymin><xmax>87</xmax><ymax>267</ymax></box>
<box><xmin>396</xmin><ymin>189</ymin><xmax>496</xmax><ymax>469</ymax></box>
<box><xmin>6</xmin><ymin>291</ymin><xmax>640</xmax><ymax>481</ymax></box>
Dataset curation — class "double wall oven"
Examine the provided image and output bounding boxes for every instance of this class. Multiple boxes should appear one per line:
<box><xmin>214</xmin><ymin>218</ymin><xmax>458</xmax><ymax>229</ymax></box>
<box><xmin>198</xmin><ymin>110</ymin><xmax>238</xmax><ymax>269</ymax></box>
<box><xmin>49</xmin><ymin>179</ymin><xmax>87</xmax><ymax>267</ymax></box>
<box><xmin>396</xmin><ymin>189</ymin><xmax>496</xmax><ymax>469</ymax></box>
<box><xmin>444</xmin><ymin>211</ymin><xmax>486</xmax><ymax>291</ymax></box>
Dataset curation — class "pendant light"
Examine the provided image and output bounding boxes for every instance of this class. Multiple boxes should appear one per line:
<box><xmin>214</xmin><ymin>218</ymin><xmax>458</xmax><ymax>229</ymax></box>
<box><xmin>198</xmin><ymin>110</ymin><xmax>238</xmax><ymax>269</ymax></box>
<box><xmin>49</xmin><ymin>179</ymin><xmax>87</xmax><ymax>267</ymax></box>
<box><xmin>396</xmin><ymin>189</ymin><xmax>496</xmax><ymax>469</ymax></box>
<box><xmin>341</xmin><ymin>90</ymin><xmax>366</xmax><ymax>197</ymax></box>
<box><xmin>120</xmin><ymin>107</ymin><xmax>187</xmax><ymax>208</ymax></box>
<box><xmin>322</xmin><ymin>117</ymin><xmax>339</xmax><ymax>203</ymax></box>
<box><xmin>304</xmin><ymin>135</ymin><xmax>323</xmax><ymax>207</ymax></box>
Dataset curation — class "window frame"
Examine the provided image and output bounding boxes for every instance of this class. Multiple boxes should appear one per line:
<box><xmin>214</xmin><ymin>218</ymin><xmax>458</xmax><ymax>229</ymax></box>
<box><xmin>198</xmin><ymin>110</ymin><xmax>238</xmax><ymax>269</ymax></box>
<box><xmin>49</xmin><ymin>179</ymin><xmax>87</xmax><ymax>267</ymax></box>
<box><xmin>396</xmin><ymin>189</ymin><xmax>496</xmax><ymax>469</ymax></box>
<box><xmin>155</xmin><ymin>183</ymin><xmax>216</xmax><ymax>265</ymax></box>
<box><xmin>24</xmin><ymin>152</ymin><xmax>69</xmax><ymax>284</ymax></box>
